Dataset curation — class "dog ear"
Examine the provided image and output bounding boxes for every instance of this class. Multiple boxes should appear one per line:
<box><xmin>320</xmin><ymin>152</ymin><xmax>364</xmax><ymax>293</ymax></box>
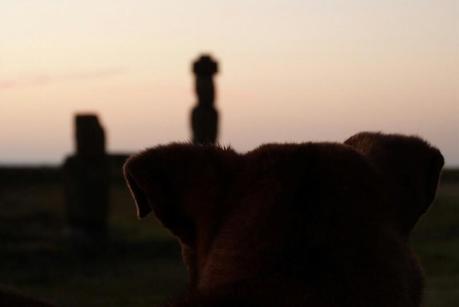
<box><xmin>345</xmin><ymin>132</ymin><xmax>444</xmax><ymax>234</ymax></box>
<box><xmin>123</xmin><ymin>144</ymin><xmax>238</xmax><ymax>245</ymax></box>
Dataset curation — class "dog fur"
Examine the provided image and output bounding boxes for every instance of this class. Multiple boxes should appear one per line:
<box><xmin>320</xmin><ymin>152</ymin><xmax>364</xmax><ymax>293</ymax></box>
<box><xmin>124</xmin><ymin>132</ymin><xmax>444</xmax><ymax>307</ymax></box>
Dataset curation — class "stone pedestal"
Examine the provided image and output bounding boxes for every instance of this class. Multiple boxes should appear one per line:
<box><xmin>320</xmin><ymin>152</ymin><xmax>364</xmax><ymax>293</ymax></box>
<box><xmin>191</xmin><ymin>54</ymin><xmax>219</xmax><ymax>145</ymax></box>
<box><xmin>64</xmin><ymin>114</ymin><xmax>109</xmax><ymax>246</ymax></box>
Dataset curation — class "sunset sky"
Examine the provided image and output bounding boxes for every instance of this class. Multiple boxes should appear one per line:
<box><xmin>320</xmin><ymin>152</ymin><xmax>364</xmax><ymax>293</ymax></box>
<box><xmin>1</xmin><ymin>0</ymin><xmax>458</xmax><ymax>165</ymax></box>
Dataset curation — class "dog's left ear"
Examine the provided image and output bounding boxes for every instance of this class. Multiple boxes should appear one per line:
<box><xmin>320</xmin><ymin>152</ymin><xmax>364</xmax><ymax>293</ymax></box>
<box><xmin>345</xmin><ymin>132</ymin><xmax>444</xmax><ymax>234</ymax></box>
<box><xmin>123</xmin><ymin>144</ymin><xmax>239</xmax><ymax>245</ymax></box>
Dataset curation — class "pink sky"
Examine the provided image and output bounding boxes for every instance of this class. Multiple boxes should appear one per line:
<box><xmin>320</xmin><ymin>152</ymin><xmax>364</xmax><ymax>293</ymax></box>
<box><xmin>1</xmin><ymin>0</ymin><xmax>458</xmax><ymax>165</ymax></box>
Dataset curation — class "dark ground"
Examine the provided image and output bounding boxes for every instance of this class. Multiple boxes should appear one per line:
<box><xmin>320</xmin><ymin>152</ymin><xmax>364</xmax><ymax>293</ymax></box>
<box><xmin>0</xmin><ymin>168</ymin><xmax>458</xmax><ymax>307</ymax></box>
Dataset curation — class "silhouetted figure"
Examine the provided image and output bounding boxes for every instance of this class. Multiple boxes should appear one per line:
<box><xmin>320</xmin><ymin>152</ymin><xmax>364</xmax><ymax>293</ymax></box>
<box><xmin>63</xmin><ymin>114</ymin><xmax>109</xmax><ymax>247</ymax></box>
<box><xmin>191</xmin><ymin>54</ymin><xmax>219</xmax><ymax>145</ymax></box>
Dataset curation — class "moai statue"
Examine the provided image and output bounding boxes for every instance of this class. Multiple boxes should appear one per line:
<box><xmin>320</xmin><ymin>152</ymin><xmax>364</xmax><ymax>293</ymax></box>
<box><xmin>191</xmin><ymin>54</ymin><xmax>219</xmax><ymax>145</ymax></box>
<box><xmin>63</xmin><ymin>114</ymin><xmax>110</xmax><ymax>247</ymax></box>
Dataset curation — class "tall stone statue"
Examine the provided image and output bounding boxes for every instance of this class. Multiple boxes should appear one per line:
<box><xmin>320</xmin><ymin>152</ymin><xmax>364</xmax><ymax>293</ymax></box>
<box><xmin>191</xmin><ymin>54</ymin><xmax>219</xmax><ymax>145</ymax></box>
<box><xmin>63</xmin><ymin>114</ymin><xmax>110</xmax><ymax>247</ymax></box>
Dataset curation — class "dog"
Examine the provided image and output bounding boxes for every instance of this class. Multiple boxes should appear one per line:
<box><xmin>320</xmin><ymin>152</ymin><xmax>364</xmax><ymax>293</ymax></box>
<box><xmin>124</xmin><ymin>132</ymin><xmax>444</xmax><ymax>307</ymax></box>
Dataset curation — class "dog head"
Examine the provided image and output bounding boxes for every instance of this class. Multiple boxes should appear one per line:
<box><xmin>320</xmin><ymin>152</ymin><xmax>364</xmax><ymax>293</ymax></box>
<box><xmin>124</xmin><ymin>133</ymin><xmax>443</xmax><ymax>305</ymax></box>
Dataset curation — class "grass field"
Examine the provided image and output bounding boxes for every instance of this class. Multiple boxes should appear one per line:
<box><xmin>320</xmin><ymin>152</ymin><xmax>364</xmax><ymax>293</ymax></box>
<box><xmin>0</xmin><ymin>170</ymin><xmax>458</xmax><ymax>306</ymax></box>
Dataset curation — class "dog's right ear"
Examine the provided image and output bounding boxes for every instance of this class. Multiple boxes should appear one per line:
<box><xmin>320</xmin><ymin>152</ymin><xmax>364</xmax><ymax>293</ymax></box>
<box><xmin>123</xmin><ymin>144</ymin><xmax>239</xmax><ymax>245</ymax></box>
<box><xmin>345</xmin><ymin>132</ymin><xmax>444</xmax><ymax>234</ymax></box>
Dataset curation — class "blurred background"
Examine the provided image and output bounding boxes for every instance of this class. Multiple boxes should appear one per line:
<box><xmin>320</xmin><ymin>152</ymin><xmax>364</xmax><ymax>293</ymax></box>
<box><xmin>0</xmin><ymin>1</ymin><xmax>458</xmax><ymax>306</ymax></box>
